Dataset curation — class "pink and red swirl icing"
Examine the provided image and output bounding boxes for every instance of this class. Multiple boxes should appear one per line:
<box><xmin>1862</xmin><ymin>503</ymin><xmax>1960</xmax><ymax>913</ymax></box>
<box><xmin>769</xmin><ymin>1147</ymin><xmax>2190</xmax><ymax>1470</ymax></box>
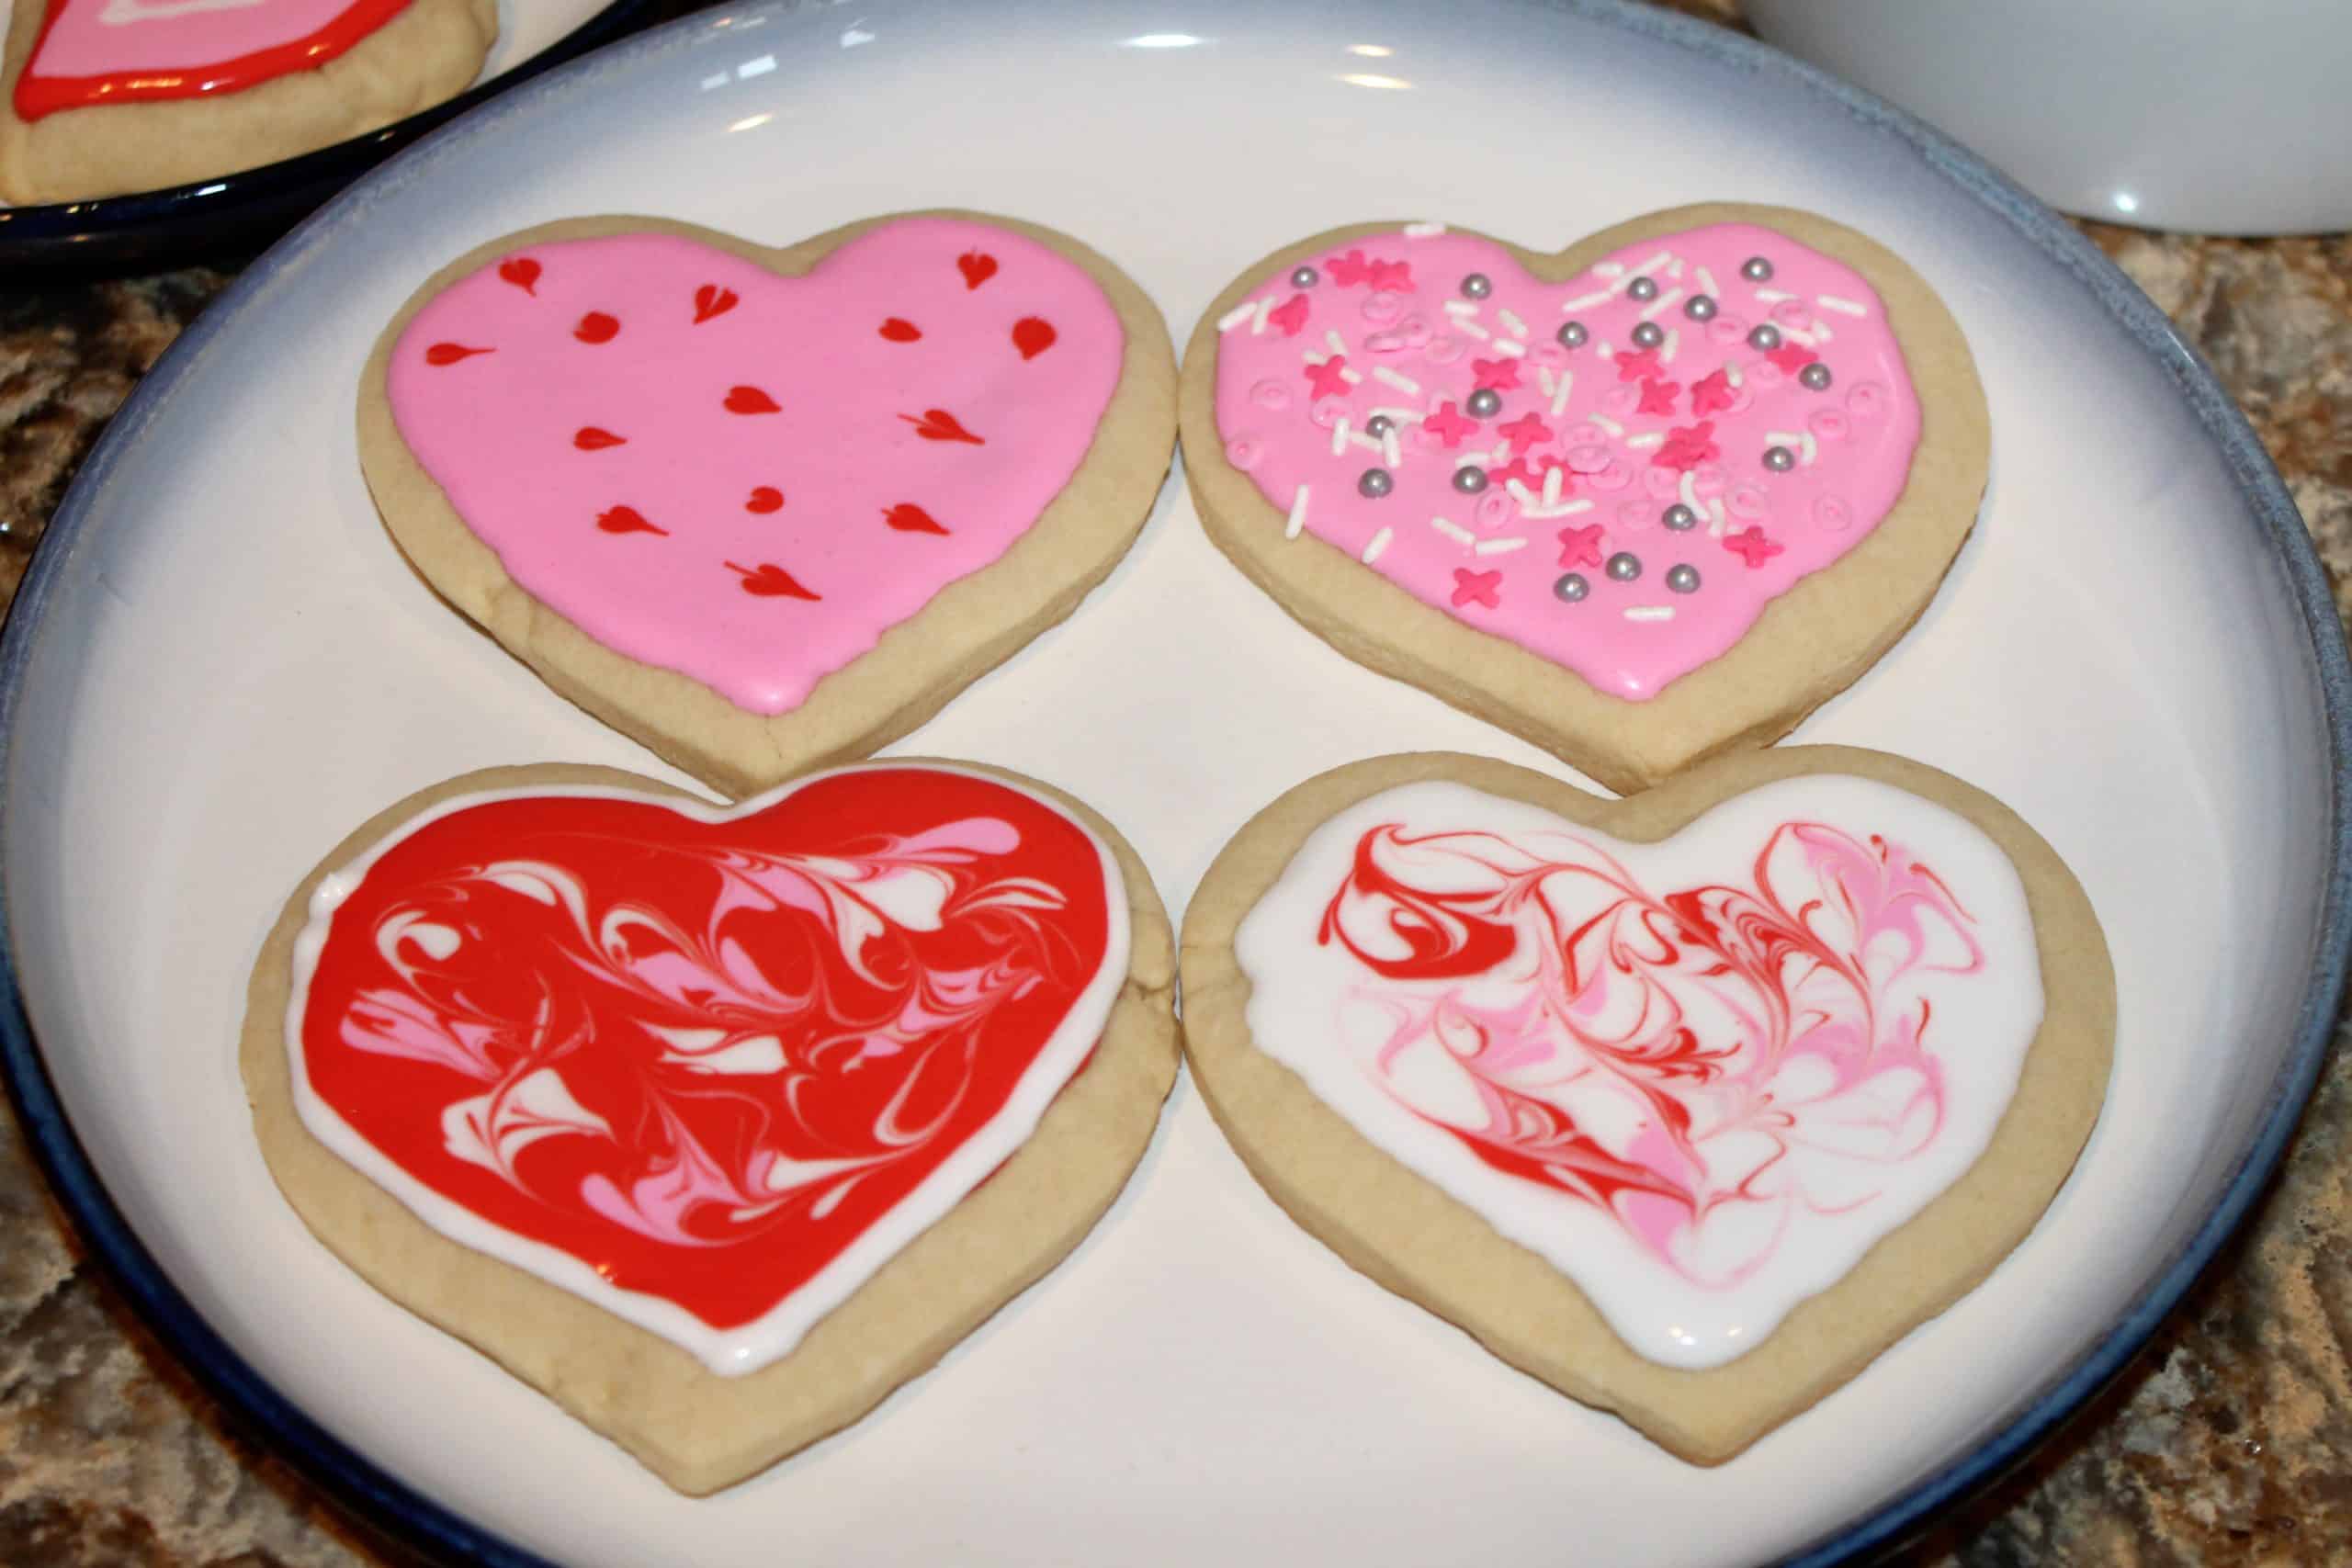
<box><xmin>16</xmin><ymin>0</ymin><xmax>413</xmax><ymax>121</ymax></box>
<box><xmin>286</xmin><ymin>765</ymin><xmax>1127</xmax><ymax>1371</ymax></box>
<box><xmin>1237</xmin><ymin>776</ymin><xmax>2042</xmax><ymax>1367</ymax></box>
<box><xmin>1210</xmin><ymin>224</ymin><xmax>1924</xmax><ymax>700</ymax></box>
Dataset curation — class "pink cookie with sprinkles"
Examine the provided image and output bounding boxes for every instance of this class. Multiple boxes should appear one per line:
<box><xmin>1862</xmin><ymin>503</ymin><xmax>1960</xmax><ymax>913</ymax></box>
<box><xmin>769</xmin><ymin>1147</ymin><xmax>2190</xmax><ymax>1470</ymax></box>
<box><xmin>1179</xmin><ymin>205</ymin><xmax>1989</xmax><ymax>793</ymax></box>
<box><xmin>360</xmin><ymin>211</ymin><xmax>1177</xmax><ymax>797</ymax></box>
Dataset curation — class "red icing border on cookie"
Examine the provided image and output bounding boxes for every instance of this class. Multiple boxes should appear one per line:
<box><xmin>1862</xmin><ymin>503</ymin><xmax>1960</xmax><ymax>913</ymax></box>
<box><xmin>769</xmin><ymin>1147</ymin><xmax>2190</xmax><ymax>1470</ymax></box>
<box><xmin>13</xmin><ymin>0</ymin><xmax>413</xmax><ymax>121</ymax></box>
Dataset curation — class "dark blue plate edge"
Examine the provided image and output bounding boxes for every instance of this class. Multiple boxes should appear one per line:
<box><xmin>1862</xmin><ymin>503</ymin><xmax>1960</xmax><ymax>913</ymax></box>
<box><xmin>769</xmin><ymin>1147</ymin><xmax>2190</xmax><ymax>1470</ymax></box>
<box><xmin>0</xmin><ymin>0</ymin><xmax>670</xmax><ymax>272</ymax></box>
<box><xmin>0</xmin><ymin>2</ymin><xmax>2340</xmax><ymax>1565</ymax></box>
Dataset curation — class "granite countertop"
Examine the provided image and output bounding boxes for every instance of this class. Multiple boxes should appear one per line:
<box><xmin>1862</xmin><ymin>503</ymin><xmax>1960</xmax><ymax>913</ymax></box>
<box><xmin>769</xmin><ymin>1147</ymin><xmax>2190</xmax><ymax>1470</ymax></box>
<box><xmin>1</xmin><ymin>14</ymin><xmax>2349</xmax><ymax>1568</ymax></box>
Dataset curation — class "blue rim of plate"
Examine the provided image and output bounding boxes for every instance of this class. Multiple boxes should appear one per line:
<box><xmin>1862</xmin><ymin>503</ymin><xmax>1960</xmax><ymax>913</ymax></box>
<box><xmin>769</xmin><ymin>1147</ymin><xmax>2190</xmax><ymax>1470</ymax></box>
<box><xmin>0</xmin><ymin>2</ymin><xmax>2344</xmax><ymax>1563</ymax></box>
<box><xmin>0</xmin><ymin>0</ymin><xmax>668</xmax><ymax>271</ymax></box>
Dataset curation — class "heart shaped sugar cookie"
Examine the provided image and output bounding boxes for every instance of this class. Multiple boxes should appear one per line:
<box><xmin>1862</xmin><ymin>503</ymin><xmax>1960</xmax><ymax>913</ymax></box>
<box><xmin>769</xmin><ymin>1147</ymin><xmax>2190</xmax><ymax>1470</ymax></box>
<box><xmin>242</xmin><ymin>761</ymin><xmax>1178</xmax><ymax>1494</ymax></box>
<box><xmin>360</xmin><ymin>212</ymin><xmax>1176</xmax><ymax>797</ymax></box>
<box><xmin>1179</xmin><ymin>747</ymin><xmax>2110</xmax><ymax>1462</ymax></box>
<box><xmin>0</xmin><ymin>0</ymin><xmax>496</xmax><ymax>204</ymax></box>
<box><xmin>1179</xmin><ymin>206</ymin><xmax>1989</xmax><ymax>793</ymax></box>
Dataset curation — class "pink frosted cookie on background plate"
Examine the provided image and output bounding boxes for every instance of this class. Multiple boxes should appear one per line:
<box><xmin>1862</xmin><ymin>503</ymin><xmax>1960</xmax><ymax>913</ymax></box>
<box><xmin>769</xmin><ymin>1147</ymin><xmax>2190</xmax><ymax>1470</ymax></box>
<box><xmin>1180</xmin><ymin>205</ymin><xmax>1989</xmax><ymax>793</ymax></box>
<box><xmin>0</xmin><ymin>0</ymin><xmax>497</xmax><ymax>204</ymax></box>
<box><xmin>359</xmin><ymin>210</ymin><xmax>1177</xmax><ymax>797</ymax></box>
<box><xmin>240</xmin><ymin>759</ymin><xmax>1179</xmax><ymax>1495</ymax></box>
<box><xmin>1179</xmin><ymin>746</ymin><xmax>2112</xmax><ymax>1463</ymax></box>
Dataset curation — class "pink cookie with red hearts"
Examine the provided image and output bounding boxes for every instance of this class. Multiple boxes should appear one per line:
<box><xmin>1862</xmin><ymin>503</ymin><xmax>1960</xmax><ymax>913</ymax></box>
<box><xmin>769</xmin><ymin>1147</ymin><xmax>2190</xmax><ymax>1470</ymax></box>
<box><xmin>1179</xmin><ymin>204</ymin><xmax>1989</xmax><ymax>793</ymax></box>
<box><xmin>241</xmin><ymin>759</ymin><xmax>1178</xmax><ymax>1494</ymax></box>
<box><xmin>359</xmin><ymin>211</ymin><xmax>1176</xmax><ymax>797</ymax></box>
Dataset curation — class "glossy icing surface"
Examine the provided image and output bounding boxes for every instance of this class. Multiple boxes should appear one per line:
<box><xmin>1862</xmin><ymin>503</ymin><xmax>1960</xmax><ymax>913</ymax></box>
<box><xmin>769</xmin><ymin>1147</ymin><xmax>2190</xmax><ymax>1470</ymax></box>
<box><xmin>16</xmin><ymin>0</ymin><xmax>412</xmax><ymax>119</ymax></box>
<box><xmin>1211</xmin><ymin>224</ymin><xmax>1923</xmax><ymax>700</ymax></box>
<box><xmin>384</xmin><ymin>219</ymin><xmax>1125</xmax><ymax>716</ymax></box>
<box><xmin>284</xmin><ymin>765</ymin><xmax>1129</xmax><ymax>1374</ymax></box>
<box><xmin>1236</xmin><ymin>776</ymin><xmax>2043</xmax><ymax>1368</ymax></box>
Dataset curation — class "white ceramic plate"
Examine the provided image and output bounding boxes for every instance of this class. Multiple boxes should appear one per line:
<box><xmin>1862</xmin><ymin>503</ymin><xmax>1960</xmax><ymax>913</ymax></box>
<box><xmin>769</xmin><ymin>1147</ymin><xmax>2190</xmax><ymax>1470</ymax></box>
<box><xmin>3</xmin><ymin>3</ymin><xmax>2344</xmax><ymax>1565</ymax></box>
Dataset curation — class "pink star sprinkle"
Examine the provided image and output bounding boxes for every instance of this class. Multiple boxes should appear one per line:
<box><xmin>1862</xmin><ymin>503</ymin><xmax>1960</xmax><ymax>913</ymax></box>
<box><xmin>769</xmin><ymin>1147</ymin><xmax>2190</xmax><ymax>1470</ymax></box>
<box><xmin>1614</xmin><ymin>348</ymin><xmax>1661</xmax><ymax>383</ymax></box>
<box><xmin>1768</xmin><ymin>343</ymin><xmax>1816</xmax><ymax>374</ymax></box>
<box><xmin>1328</xmin><ymin>250</ymin><xmax>1375</xmax><ymax>287</ymax></box>
<box><xmin>1472</xmin><ymin>356</ymin><xmax>1521</xmax><ymax>391</ymax></box>
<box><xmin>1451</xmin><ymin>568</ymin><xmax>1502</xmax><ymax>608</ymax></box>
<box><xmin>1498</xmin><ymin>412</ymin><xmax>1553</xmax><ymax>449</ymax></box>
<box><xmin>1423</xmin><ymin>400</ymin><xmax>1480</xmax><ymax>448</ymax></box>
<box><xmin>1636</xmin><ymin>377</ymin><xmax>1681</xmax><ymax>416</ymax></box>
<box><xmin>1690</xmin><ymin>368</ymin><xmax>1736</xmax><ymax>417</ymax></box>
<box><xmin>1267</xmin><ymin>294</ymin><xmax>1311</xmax><ymax>336</ymax></box>
<box><xmin>1724</xmin><ymin>526</ymin><xmax>1784</xmax><ymax>568</ymax></box>
<box><xmin>1368</xmin><ymin>258</ymin><xmax>1414</xmax><ymax>291</ymax></box>
<box><xmin>1556</xmin><ymin>522</ymin><xmax>1605</xmax><ymax>568</ymax></box>
<box><xmin>1653</xmin><ymin>420</ymin><xmax>1719</xmax><ymax>471</ymax></box>
<box><xmin>1305</xmin><ymin>355</ymin><xmax>1351</xmax><ymax>400</ymax></box>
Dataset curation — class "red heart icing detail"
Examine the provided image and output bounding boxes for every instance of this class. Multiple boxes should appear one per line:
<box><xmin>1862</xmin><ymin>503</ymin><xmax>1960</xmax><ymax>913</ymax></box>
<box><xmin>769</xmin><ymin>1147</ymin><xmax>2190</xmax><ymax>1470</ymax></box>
<box><xmin>597</xmin><ymin>505</ymin><xmax>666</xmax><ymax>536</ymax></box>
<box><xmin>727</xmin><ymin>560</ymin><xmax>820</xmax><ymax>599</ymax></box>
<box><xmin>882</xmin><ymin>503</ymin><xmax>949</xmax><ymax>536</ymax></box>
<box><xmin>424</xmin><ymin>342</ymin><xmax>492</xmax><ymax>366</ymax></box>
<box><xmin>900</xmin><ymin>407</ymin><xmax>983</xmax><ymax>445</ymax></box>
<box><xmin>574</xmin><ymin>311</ymin><xmax>620</xmax><ymax>344</ymax></box>
<box><xmin>381</xmin><ymin>219</ymin><xmax>1127</xmax><ymax>723</ymax></box>
<box><xmin>573</xmin><ymin>426</ymin><xmax>627</xmax><ymax>450</ymax></box>
<box><xmin>693</xmin><ymin>284</ymin><xmax>738</xmax><ymax>324</ymax></box>
<box><xmin>879</xmin><ymin>317</ymin><xmax>923</xmax><ymax>342</ymax></box>
<box><xmin>498</xmin><ymin>257</ymin><xmax>541</xmax><ymax>295</ymax></box>
<box><xmin>288</xmin><ymin>766</ymin><xmax>1123</xmax><ymax>1361</ymax></box>
<box><xmin>745</xmin><ymin>486</ymin><xmax>785</xmax><ymax>513</ymax></box>
<box><xmin>1012</xmin><ymin>316</ymin><xmax>1057</xmax><ymax>360</ymax></box>
<box><xmin>956</xmin><ymin>251</ymin><xmax>998</xmax><ymax>289</ymax></box>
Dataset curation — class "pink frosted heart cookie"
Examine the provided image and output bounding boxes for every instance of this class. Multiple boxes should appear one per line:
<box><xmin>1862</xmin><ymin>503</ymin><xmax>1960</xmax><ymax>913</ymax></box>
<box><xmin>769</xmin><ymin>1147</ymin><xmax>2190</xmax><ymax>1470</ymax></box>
<box><xmin>1180</xmin><ymin>205</ymin><xmax>1989</xmax><ymax>792</ymax></box>
<box><xmin>0</xmin><ymin>0</ymin><xmax>496</xmax><ymax>204</ymax></box>
<box><xmin>1179</xmin><ymin>747</ymin><xmax>2110</xmax><ymax>1462</ymax></box>
<box><xmin>241</xmin><ymin>759</ymin><xmax>1179</xmax><ymax>1494</ymax></box>
<box><xmin>359</xmin><ymin>211</ymin><xmax>1176</xmax><ymax>796</ymax></box>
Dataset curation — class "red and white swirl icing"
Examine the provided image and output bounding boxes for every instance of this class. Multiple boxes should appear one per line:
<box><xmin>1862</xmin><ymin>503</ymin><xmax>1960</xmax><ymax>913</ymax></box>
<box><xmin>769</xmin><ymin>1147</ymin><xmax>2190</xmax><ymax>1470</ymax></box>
<box><xmin>16</xmin><ymin>0</ymin><xmax>413</xmax><ymax>120</ymax></box>
<box><xmin>1235</xmin><ymin>776</ymin><xmax>2042</xmax><ymax>1368</ymax></box>
<box><xmin>383</xmin><ymin>219</ymin><xmax>1125</xmax><ymax>716</ymax></box>
<box><xmin>1211</xmin><ymin>224</ymin><xmax>1923</xmax><ymax>700</ymax></box>
<box><xmin>284</xmin><ymin>764</ymin><xmax>1127</xmax><ymax>1374</ymax></box>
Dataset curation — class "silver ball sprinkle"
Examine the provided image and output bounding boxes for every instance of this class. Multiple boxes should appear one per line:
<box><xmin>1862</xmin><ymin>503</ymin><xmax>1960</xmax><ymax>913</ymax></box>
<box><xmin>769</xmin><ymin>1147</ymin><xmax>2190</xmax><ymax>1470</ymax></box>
<box><xmin>1630</xmin><ymin>321</ymin><xmax>1665</xmax><ymax>350</ymax></box>
<box><xmin>1763</xmin><ymin>446</ymin><xmax>1796</xmax><ymax>472</ymax></box>
<box><xmin>1606</xmin><ymin>551</ymin><xmax>1642</xmax><ymax>582</ymax></box>
<box><xmin>1465</xmin><ymin>388</ymin><xmax>1503</xmax><ymax>418</ymax></box>
<box><xmin>1290</xmin><ymin>265</ymin><xmax>1319</xmax><ymax>288</ymax></box>
<box><xmin>1666</xmin><ymin>563</ymin><xmax>1702</xmax><ymax>594</ymax></box>
<box><xmin>1748</xmin><ymin>323</ymin><xmax>1782</xmax><ymax>351</ymax></box>
<box><xmin>1452</xmin><ymin>465</ymin><xmax>1489</xmax><ymax>494</ymax></box>
<box><xmin>1357</xmin><ymin>468</ymin><xmax>1394</xmax><ymax>498</ymax></box>
<box><xmin>1741</xmin><ymin>256</ymin><xmax>1774</xmax><ymax>282</ymax></box>
<box><xmin>1461</xmin><ymin>272</ymin><xmax>1493</xmax><ymax>299</ymax></box>
<box><xmin>1557</xmin><ymin>321</ymin><xmax>1589</xmax><ymax>349</ymax></box>
<box><xmin>1554</xmin><ymin>572</ymin><xmax>1590</xmax><ymax>603</ymax></box>
<box><xmin>1363</xmin><ymin>413</ymin><xmax>1395</xmax><ymax>438</ymax></box>
<box><xmin>1627</xmin><ymin>276</ymin><xmax>1659</xmax><ymax>302</ymax></box>
<box><xmin>1684</xmin><ymin>294</ymin><xmax>1717</xmax><ymax>321</ymax></box>
<box><xmin>1663</xmin><ymin>503</ymin><xmax>1698</xmax><ymax>531</ymax></box>
<box><xmin>1800</xmin><ymin>362</ymin><xmax>1833</xmax><ymax>391</ymax></box>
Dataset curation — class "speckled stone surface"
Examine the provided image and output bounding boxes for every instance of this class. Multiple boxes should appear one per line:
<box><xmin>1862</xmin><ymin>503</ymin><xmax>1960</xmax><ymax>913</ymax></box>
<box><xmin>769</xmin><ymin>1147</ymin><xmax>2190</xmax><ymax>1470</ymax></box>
<box><xmin>2</xmin><ymin>14</ymin><xmax>2349</xmax><ymax>1568</ymax></box>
